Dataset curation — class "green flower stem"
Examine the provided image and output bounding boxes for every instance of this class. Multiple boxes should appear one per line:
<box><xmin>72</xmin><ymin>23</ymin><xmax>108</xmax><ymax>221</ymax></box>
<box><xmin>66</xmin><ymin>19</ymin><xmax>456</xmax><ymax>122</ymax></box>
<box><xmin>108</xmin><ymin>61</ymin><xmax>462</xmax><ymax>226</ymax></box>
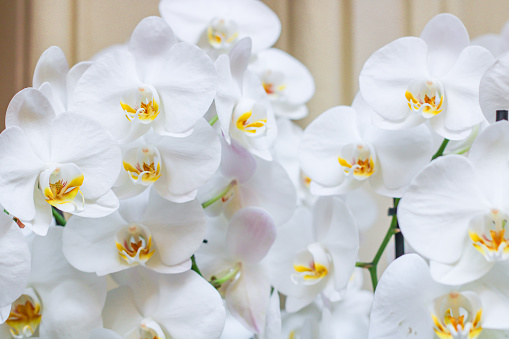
<box><xmin>209</xmin><ymin>264</ymin><xmax>240</xmax><ymax>288</ymax></box>
<box><xmin>431</xmin><ymin>138</ymin><xmax>450</xmax><ymax>160</ymax></box>
<box><xmin>191</xmin><ymin>255</ymin><xmax>202</xmax><ymax>277</ymax></box>
<box><xmin>209</xmin><ymin>114</ymin><xmax>219</xmax><ymax>126</ymax></box>
<box><xmin>201</xmin><ymin>181</ymin><xmax>236</xmax><ymax>209</ymax></box>
<box><xmin>52</xmin><ymin>207</ymin><xmax>67</xmax><ymax>226</ymax></box>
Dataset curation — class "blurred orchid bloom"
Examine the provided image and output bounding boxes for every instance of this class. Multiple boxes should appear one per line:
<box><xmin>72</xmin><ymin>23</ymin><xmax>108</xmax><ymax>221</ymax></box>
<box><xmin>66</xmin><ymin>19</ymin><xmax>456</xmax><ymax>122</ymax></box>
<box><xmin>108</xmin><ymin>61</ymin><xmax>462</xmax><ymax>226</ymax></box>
<box><xmin>359</xmin><ymin>14</ymin><xmax>494</xmax><ymax>140</ymax></box>
<box><xmin>214</xmin><ymin>38</ymin><xmax>277</xmax><ymax>160</ymax></box>
<box><xmin>399</xmin><ymin>121</ymin><xmax>509</xmax><ymax>285</ymax></box>
<box><xmin>159</xmin><ymin>0</ymin><xmax>280</xmax><ymax>57</ymax></box>
<box><xmin>480</xmin><ymin>52</ymin><xmax>509</xmax><ymax>124</ymax></box>
<box><xmin>300</xmin><ymin>94</ymin><xmax>433</xmax><ymax>197</ymax></box>
<box><xmin>32</xmin><ymin>46</ymin><xmax>91</xmax><ymax>115</ymax></box>
<box><xmin>369</xmin><ymin>254</ymin><xmax>509</xmax><ymax>339</ymax></box>
<box><xmin>63</xmin><ymin>188</ymin><xmax>206</xmax><ymax>275</ymax></box>
<box><xmin>114</xmin><ymin>121</ymin><xmax>221</xmax><ymax>203</ymax></box>
<box><xmin>0</xmin><ymin>227</ymin><xmax>107</xmax><ymax>339</ymax></box>
<box><xmin>196</xmin><ymin>208</ymin><xmax>277</xmax><ymax>334</ymax></box>
<box><xmin>265</xmin><ymin>197</ymin><xmax>359</xmax><ymax>313</ymax></box>
<box><xmin>249</xmin><ymin>48</ymin><xmax>315</xmax><ymax>120</ymax></box>
<box><xmin>70</xmin><ymin>16</ymin><xmax>217</xmax><ymax>143</ymax></box>
<box><xmin>472</xmin><ymin>21</ymin><xmax>509</xmax><ymax>59</ymax></box>
<box><xmin>0</xmin><ymin>88</ymin><xmax>121</xmax><ymax>235</ymax></box>
<box><xmin>102</xmin><ymin>270</ymin><xmax>225</xmax><ymax>339</ymax></box>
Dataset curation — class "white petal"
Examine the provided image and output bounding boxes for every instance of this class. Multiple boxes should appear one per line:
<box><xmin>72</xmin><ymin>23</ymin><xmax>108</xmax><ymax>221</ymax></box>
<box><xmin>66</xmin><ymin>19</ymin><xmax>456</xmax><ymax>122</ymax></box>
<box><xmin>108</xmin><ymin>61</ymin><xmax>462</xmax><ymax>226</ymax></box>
<box><xmin>215</xmin><ymin>54</ymin><xmax>241</xmax><ymax>141</ymax></box>
<box><xmin>480</xmin><ymin>52</ymin><xmax>509</xmax><ymax>123</ymax></box>
<box><xmin>103</xmin><ymin>286</ymin><xmax>142</xmax><ymax>335</ymax></box>
<box><xmin>74</xmin><ymin>190</ymin><xmax>119</xmax><ymax>218</ymax></box>
<box><xmin>420</xmin><ymin>13</ymin><xmax>470</xmax><ymax>77</ymax></box>
<box><xmin>66</xmin><ymin>61</ymin><xmax>92</xmax><ymax>108</ymax></box>
<box><xmin>229</xmin><ymin>38</ymin><xmax>252</xmax><ymax>88</ymax></box>
<box><xmin>398</xmin><ymin>155</ymin><xmax>490</xmax><ymax>264</ymax></box>
<box><xmin>89</xmin><ymin>329</ymin><xmax>123</xmax><ymax>339</ymax></box>
<box><xmin>227</xmin><ymin>207</ymin><xmax>276</xmax><ymax>264</ymax></box>
<box><xmin>33</xmin><ymin>46</ymin><xmax>69</xmax><ymax>108</ymax></box>
<box><xmin>220</xmin><ymin>138</ymin><xmax>257</xmax><ymax>183</ymax></box>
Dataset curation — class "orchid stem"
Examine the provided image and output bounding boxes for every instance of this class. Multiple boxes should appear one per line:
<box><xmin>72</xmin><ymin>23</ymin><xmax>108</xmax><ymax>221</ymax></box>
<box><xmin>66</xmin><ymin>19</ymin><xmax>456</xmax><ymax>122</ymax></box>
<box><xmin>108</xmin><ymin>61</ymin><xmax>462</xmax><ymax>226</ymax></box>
<box><xmin>209</xmin><ymin>114</ymin><xmax>219</xmax><ymax>126</ymax></box>
<box><xmin>52</xmin><ymin>207</ymin><xmax>67</xmax><ymax>226</ymax></box>
<box><xmin>431</xmin><ymin>138</ymin><xmax>450</xmax><ymax>160</ymax></box>
<box><xmin>201</xmin><ymin>181</ymin><xmax>235</xmax><ymax>209</ymax></box>
<box><xmin>191</xmin><ymin>255</ymin><xmax>202</xmax><ymax>277</ymax></box>
<box><xmin>209</xmin><ymin>265</ymin><xmax>240</xmax><ymax>289</ymax></box>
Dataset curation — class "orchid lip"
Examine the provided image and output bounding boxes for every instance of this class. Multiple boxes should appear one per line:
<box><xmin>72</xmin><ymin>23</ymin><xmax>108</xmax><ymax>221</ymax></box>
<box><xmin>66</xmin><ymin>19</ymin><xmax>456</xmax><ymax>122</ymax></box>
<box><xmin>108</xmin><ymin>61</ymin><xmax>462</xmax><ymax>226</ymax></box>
<box><xmin>120</xmin><ymin>85</ymin><xmax>160</xmax><ymax>124</ymax></box>
<box><xmin>39</xmin><ymin>164</ymin><xmax>85</xmax><ymax>212</ymax></box>
<box><xmin>260</xmin><ymin>70</ymin><xmax>286</xmax><ymax>98</ymax></box>
<box><xmin>115</xmin><ymin>223</ymin><xmax>155</xmax><ymax>266</ymax></box>
<box><xmin>123</xmin><ymin>145</ymin><xmax>162</xmax><ymax>186</ymax></box>
<box><xmin>291</xmin><ymin>243</ymin><xmax>331</xmax><ymax>286</ymax></box>
<box><xmin>139</xmin><ymin>318</ymin><xmax>166</xmax><ymax>339</ymax></box>
<box><xmin>469</xmin><ymin>209</ymin><xmax>509</xmax><ymax>262</ymax></box>
<box><xmin>207</xmin><ymin>17</ymin><xmax>239</xmax><ymax>49</ymax></box>
<box><xmin>232</xmin><ymin>97</ymin><xmax>268</xmax><ymax>138</ymax></box>
<box><xmin>6</xmin><ymin>287</ymin><xmax>42</xmax><ymax>339</ymax></box>
<box><xmin>405</xmin><ymin>79</ymin><xmax>445</xmax><ymax>118</ymax></box>
<box><xmin>337</xmin><ymin>143</ymin><xmax>376</xmax><ymax>180</ymax></box>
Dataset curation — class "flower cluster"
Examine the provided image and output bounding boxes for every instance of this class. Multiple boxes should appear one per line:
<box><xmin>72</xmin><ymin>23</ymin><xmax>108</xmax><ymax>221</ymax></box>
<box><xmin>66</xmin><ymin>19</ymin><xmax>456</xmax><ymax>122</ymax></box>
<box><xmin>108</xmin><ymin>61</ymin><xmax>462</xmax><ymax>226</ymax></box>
<box><xmin>2</xmin><ymin>1</ymin><xmax>509</xmax><ymax>338</ymax></box>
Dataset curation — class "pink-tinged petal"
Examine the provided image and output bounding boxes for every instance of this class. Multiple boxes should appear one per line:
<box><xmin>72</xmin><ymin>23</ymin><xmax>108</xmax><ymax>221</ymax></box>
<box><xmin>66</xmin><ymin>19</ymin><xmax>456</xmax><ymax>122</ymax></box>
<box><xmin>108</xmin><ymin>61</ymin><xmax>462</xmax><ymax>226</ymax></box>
<box><xmin>63</xmin><ymin>211</ymin><xmax>127</xmax><ymax>275</ymax></box>
<box><xmin>300</xmin><ymin>106</ymin><xmax>361</xmax><ymax>187</ymax></box>
<box><xmin>398</xmin><ymin>155</ymin><xmax>490</xmax><ymax>264</ymax></box>
<box><xmin>128</xmin><ymin>16</ymin><xmax>177</xmax><ymax>83</ymax></box>
<box><xmin>0</xmin><ymin>213</ymin><xmax>30</xmax><ymax>310</ymax></box>
<box><xmin>229</xmin><ymin>38</ymin><xmax>252</xmax><ymax>88</ymax></box>
<box><xmin>220</xmin><ymin>138</ymin><xmax>257</xmax><ymax>183</ymax></box>
<box><xmin>439</xmin><ymin>46</ymin><xmax>494</xmax><ymax>135</ymax></box>
<box><xmin>215</xmin><ymin>54</ymin><xmax>241</xmax><ymax>142</ymax></box>
<box><xmin>5</xmin><ymin>88</ymin><xmax>54</xmax><ymax>161</ymax></box>
<box><xmin>227</xmin><ymin>207</ymin><xmax>276</xmax><ymax>264</ymax></box>
<box><xmin>154</xmin><ymin>271</ymin><xmax>226</xmax><ymax>339</ymax></box>
<box><xmin>468</xmin><ymin>121</ymin><xmax>509</xmax><ymax>207</ymax></box>
<box><xmin>359</xmin><ymin>37</ymin><xmax>428</xmax><ymax>123</ymax></box>
<box><xmin>50</xmin><ymin>113</ymin><xmax>121</xmax><ymax>199</ymax></box>
<box><xmin>420</xmin><ymin>14</ymin><xmax>470</xmax><ymax>77</ymax></box>
<box><xmin>0</xmin><ymin>127</ymin><xmax>44</xmax><ymax>221</ymax></box>
<box><xmin>153</xmin><ymin>42</ymin><xmax>217</xmax><ymax>135</ymax></box>
<box><xmin>430</xmin><ymin>243</ymin><xmax>494</xmax><ymax>285</ymax></box>
<box><xmin>480</xmin><ymin>53</ymin><xmax>509</xmax><ymax>124</ymax></box>
<box><xmin>103</xmin><ymin>286</ymin><xmax>143</xmax><ymax>335</ymax></box>
<box><xmin>33</xmin><ymin>46</ymin><xmax>69</xmax><ymax>107</ymax></box>
<box><xmin>143</xmin><ymin>190</ymin><xmax>206</xmax><ymax>266</ymax></box>
<box><xmin>369</xmin><ymin>254</ymin><xmax>448</xmax><ymax>339</ymax></box>
<box><xmin>70</xmin><ymin>50</ymin><xmax>141</xmax><ymax>143</ymax></box>
<box><xmin>226</xmin><ymin>265</ymin><xmax>271</xmax><ymax>334</ymax></box>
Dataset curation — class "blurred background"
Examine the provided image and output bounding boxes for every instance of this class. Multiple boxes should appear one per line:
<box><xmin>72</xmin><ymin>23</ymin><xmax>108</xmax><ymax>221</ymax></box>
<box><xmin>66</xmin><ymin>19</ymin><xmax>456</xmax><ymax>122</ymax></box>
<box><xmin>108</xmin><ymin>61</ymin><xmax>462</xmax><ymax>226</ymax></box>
<box><xmin>1</xmin><ymin>0</ymin><xmax>508</xmax><ymax>284</ymax></box>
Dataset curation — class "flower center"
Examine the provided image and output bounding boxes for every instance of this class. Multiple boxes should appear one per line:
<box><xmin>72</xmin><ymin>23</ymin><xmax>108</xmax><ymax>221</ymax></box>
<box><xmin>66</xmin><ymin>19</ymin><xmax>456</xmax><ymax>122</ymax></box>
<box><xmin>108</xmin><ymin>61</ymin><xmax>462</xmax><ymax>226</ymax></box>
<box><xmin>469</xmin><ymin>209</ymin><xmax>509</xmax><ymax>262</ymax></box>
<box><xmin>292</xmin><ymin>243</ymin><xmax>331</xmax><ymax>286</ymax></box>
<box><xmin>232</xmin><ymin>98</ymin><xmax>268</xmax><ymax>137</ymax></box>
<box><xmin>120</xmin><ymin>86</ymin><xmax>160</xmax><ymax>124</ymax></box>
<box><xmin>139</xmin><ymin>318</ymin><xmax>166</xmax><ymax>339</ymax></box>
<box><xmin>6</xmin><ymin>288</ymin><xmax>42</xmax><ymax>339</ymax></box>
<box><xmin>39</xmin><ymin>164</ymin><xmax>85</xmax><ymax>212</ymax></box>
<box><xmin>405</xmin><ymin>79</ymin><xmax>445</xmax><ymax>118</ymax></box>
<box><xmin>207</xmin><ymin>18</ymin><xmax>239</xmax><ymax>49</ymax></box>
<box><xmin>123</xmin><ymin>145</ymin><xmax>162</xmax><ymax>186</ymax></box>
<box><xmin>431</xmin><ymin>291</ymin><xmax>483</xmax><ymax>339</ymax></box>
<box><xmin>260</xmin><ymin>70</ymin><xmax>286</xmax><ymax>98</ymax></box>
<box><xmin>337</xmin><ymin>143</ymin><xmax>376</xmax><ymax>180</ymax></box>
<box><xmin>115</xmin><ymin>224</ymin><xmax>155</xmax><ymax>266</ymax></box>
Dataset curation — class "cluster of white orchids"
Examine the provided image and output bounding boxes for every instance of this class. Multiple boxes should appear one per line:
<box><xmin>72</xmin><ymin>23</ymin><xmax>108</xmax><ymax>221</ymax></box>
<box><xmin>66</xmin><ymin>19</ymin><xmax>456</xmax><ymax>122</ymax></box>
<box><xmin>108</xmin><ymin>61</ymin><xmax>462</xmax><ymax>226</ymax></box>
<box><xmin>4</xmin><ymin>1</ymin><xmax>509</xmax><ymax>338</ymax></box>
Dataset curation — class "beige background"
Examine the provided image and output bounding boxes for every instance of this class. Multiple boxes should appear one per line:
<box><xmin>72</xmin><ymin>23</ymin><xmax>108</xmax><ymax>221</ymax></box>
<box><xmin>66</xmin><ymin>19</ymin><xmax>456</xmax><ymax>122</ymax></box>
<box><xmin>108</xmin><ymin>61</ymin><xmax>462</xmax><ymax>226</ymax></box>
<box><xmin>1</xmin><ymin>0</ymin><xmax>509</xmax><ymax>286</ymax></box>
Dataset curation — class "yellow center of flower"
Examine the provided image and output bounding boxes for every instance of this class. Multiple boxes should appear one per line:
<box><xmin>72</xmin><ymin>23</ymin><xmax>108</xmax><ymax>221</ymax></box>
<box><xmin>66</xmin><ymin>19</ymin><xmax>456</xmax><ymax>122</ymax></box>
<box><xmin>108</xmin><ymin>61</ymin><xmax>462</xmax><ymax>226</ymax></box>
<box><xmin>291</xmin><ymin>243</ymin><xmax>331</xmax><ymax>285</ymax></box>
<box><xmin>139</xmin><ymin>318</ymin><xmax>166</xmax><ymax>339</ymax></box>
<box><xmin>236</xmin><ymin>111</ymin><xmax>267</xmax><ymax>134</ymax></box>
<box><xmin>123</xmin><ymin>146</ymin><xmax>162</xmax><ymax>186</ymax></box>
<box><xmin>6</xmin><ymin>294</ymin><xmax>42</xmax><ymax>338</ymax></box>
<box><xmin>120</xmin><ymin>86</ymin><xmax>160</xmax><ymax>124</ymax></box>
<box><xmin>405</xmin><ymin>80</ymin><xmax>445</xmax><ymax>118</ymax></box>
<box><xmin>40</xmin><ymin>165</ymin><xmax>85</xmax><ymax>211</ymax></box>
<box><xmin>121</xmin><ymin>99</ymin><xmax>159</xmax><ymax>122</ymax></box>
<box><xmin>432</xmin><ymin>292</ymin><xmax>483</xmax><ymax>339</ymax></box>
<box><xmin>469</xmin><ymin>210</ymin><xmax>509</xmax><ymax>262</ymax></box>
<box><xmin>207</xmin><ymin>18</ymin><xmax>239</xmax><ymax>49</ymax></box>
<box><xmin>115</xmin><ymin>224</ymin><xmax>155</xmax><ymax>265</ymax></box>
<box><xmin>293</xmin><ymin>262</ymin><xmax>328</xmax><ymax>281</ymax></box>
<box><xmin>260</xmin><ymin>70</ymin><xmax>287</xmax><ymax>97</ymax></box>
<box><xmin>338</xmin><ymin>144</ymin><xmax>375</xmax><ymax>179</ymax></box>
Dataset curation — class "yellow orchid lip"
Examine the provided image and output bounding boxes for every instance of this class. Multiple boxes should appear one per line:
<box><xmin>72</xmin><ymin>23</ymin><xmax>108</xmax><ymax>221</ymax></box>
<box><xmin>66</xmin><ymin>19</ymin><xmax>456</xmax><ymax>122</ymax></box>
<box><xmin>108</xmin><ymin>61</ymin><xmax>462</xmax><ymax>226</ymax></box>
<box><xmin>40</xmin><ymin>164</ymin><xmax>85</xmax><ymax>212</ymax></box>
<box><xmin>291</xmin><ymin>243</ymin><xmax>331</xmax><ymax>286</ymax></box>
<box><xmin>469</xmin><ymin>210</ymin><xmax>509</xmax><ymax>262</ymax></box>
<box><xmin>405</xmin><ymin>80</ymin><xmax>445</xmax><ymax>118</ymax></box>
<box><xmin>236</xmin><ymin>111</ymin><xmax>267</xmax><ymax>134</ymax></box>
<box><xmin>338</xmin><ymin>143</ymin><xmax>375</xmax><ymax>179</ymax></box>
<box><xmin>120</xmin><ymin>86</ymin><xmax>160</xmax><ymax>124</ymax></box>
<box><xmin>123</xmin><ymin>145</ymin><xmax>162</xmax><ymax>186</ymax></box>
<box><xmin>6</xmin><ymin>290</ymin><xmax>43</xmax><ymax>338</ymax></box>
<box><xmin>207</xmin><ymin>17</ymin><xmax>239</xmax><ymax>49</ymax></box>
<box><xmin>115</xmin><ymin>224</ymin><xmax>155</xmax><ymax>266</ymax></box>
<box><xmin>261</xmin><ymin>70</ymin><xmax>287</xmax><ymax>97</ymax></box>
<box><xmin>139</xmin><ymin>318</ymin><xmax>166</xmax><ymax>339</ymax></box>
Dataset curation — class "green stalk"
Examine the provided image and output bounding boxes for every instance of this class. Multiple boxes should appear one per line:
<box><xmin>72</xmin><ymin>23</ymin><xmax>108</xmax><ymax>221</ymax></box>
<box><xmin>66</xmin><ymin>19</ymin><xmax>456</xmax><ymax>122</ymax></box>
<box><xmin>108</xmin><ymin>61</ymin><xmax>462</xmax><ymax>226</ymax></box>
<box><xmin>201</xmin><ymin>181</ymin><xmax>236</xmax><ymax>209</ymax></box>
<box><xmin>431</xmin><ymin>138</ymin><xmax>450</xmax><ymax>160</ymax></box>
<box><xmin>209</xmin><ymin>264</ymin><xmax>240</xmax><ymax>288</ymax></box>
<box><xmin>209</xmin><ymin>115</ymin><xmax>219</xmax><ymax>126</ymax></box>
<box><xmin>191</xmin><ymin>255</ymin><xmax>202</xmax><ymax>277</ymax></box>
<box><xmin>52</xmin><ymin>207</ymin><xmax>67</xmax><ymax>226</ymax></box>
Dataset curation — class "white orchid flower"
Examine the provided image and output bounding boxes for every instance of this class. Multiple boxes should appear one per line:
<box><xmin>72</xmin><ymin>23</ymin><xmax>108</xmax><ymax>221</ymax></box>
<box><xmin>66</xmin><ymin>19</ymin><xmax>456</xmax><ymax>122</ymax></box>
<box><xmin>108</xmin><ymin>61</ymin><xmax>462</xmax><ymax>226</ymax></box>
<box><xmin>0</xmin><ymin>211</ymin><xmax>31</xmax><ymax>324</ymax></box>
<box><xmin>33</xmin><ymin>46</ymin><xmax>91</xmax><ymax>115</ymax></box>
<box><xmin>249</xmin><ymin>48</ymin><xmax>315</xmax><ymax>119</ymax></box>
<box><xmin>114</xmin><ymin>121</ymin><xmax>221</xmax><ymax>203</ymax></box>
<box><xmin>359</xmin><ymin>13</ymin><xmax>494</xmax><ymax>140</ymax></box>
<box><xmin>265</xmin><ymin>197</ymin><xmax>359</xmax><ymax>313</ymax></box>
<box><xmin>159</xmin><ymin>0</ymin><xmax>280</xmax><ymax>56</ymax></box>
<box><xmin>198</xmin><ymin>138</ymin><xmax>296</xmax><ymax>226</ymax></box>
<box><xmin>215</xmin><ymin>38</ymin><xmax>277</xmax><ymax>160</ymax></box>
<box><xmin>399</xmin><ymin>121</ymin><xmax>509</xmax><ymax>285</ymax></box>
<box><xmin>196</xmin><ymin>208</ymin><xmax>277</xmax><ymax>334</ymax></box>
<box><xmin>0</xmin><ymin>88</ymin><xmax>121</xmax><ymax>235</ymax></box>
<box><xmin>0</xmin><ymin>226</ymin><xmax>107</xmax><ymax>339</ymax></box>
<box><xmin>369</xmin><ymin>254</ymin><xmax>509</xmax><ymax>339</ymax></box>
<box><xmin>70</xmin><ymin>16</ymin><xmax>217</xmax><ymax>143</ymax></box>
<box><xmin>472</xmin><ymin>21</ymin><xmax>509</xmax><ymax>58</ymax></box>
<box><xmin>479</xmin><ymin>52</ymin><xmax>509</xmax><ymax>124</ymax></box>
<box><xmin>102</xmin><ymin>270</ymin><xmax>226</xmax><ymax>339</ymax></box>
<box><xmin>63</xmin><ymin>188</ymin><xmax>206</xmax><ymax>275</ymax></box>
<box><xmin>300</xmin><ymin>94</ymin><xmax>433</xmax><ymax>197</ymax></box>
